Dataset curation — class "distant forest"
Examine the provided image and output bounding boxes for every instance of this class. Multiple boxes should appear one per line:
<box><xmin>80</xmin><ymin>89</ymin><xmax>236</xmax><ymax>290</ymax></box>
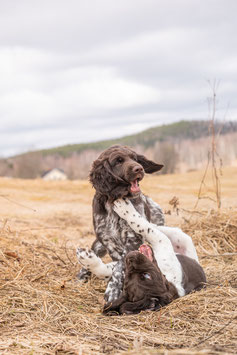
<box><xmin>1</xmin><ymin>120</ymin><xmax>237</xmax><ymax>179</ymax></box>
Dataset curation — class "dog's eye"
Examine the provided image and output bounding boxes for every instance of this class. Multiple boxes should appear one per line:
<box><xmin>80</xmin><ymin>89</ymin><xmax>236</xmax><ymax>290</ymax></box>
<box><xmin>141</xmin><ymin>272</ymin><xmax>151</xmax><ymax>280</ymax></box>
<box><xmin>116</xmin><ymin>157</ymin><xmax>124</xmax><ymax>164</ymax></box>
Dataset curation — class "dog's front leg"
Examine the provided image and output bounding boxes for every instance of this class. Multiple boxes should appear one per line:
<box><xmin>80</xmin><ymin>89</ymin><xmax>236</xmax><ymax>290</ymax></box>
<box><xmin>104</xmin><ymin>259</ymin><xmax>125</xmax><ymax>303</ymax></box>
<box><xmin>157</xmin><ymin>226</ymin><xmax>199</xmax><ymax>262</ymax></box>
<box><xmin>77</xmin><ymin>239</ymin><xmax>107</xmax><ymax>281</ymax></box>
<box><xmin>113</xmin><ymin>199</ymin><xmax>185</xmax><ymax>297</ymax></box>
<box><xmin>76</xmin><ymin>247</ymin><xmax>116</xmax><ymax>280</ymax></box>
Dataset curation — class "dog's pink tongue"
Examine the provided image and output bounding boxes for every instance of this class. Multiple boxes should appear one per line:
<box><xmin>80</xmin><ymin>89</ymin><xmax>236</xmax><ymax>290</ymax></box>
<box><xmin>130</xmin><ymin>180</ymin><xmax>140</xmax><ymax>193</ymax></box>
<box><xmin>139</xmin><ymin>244</ymin><xmax>153</xmax><ymax>262</ymax></box>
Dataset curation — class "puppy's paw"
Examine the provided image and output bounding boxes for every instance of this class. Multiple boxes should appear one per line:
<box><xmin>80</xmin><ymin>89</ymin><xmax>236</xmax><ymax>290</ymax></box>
<box><xmin>76</xmin><ymin>247</ymin><xmax>100</xmax><ymax>269</ymax></box>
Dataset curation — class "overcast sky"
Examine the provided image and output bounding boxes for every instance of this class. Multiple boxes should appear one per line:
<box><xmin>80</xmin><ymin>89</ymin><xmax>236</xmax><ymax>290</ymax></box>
<box><xmin>1</xmin><ymin>0</ymin><xmax>237</xmax><ymax>157</ymax></box>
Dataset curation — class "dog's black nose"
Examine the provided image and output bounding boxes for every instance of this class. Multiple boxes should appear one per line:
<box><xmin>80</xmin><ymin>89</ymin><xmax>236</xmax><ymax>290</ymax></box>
<box><xmin>133</xmin><ymin>165</ymin><xmax>143</xmax><ymax>174</ymax></box>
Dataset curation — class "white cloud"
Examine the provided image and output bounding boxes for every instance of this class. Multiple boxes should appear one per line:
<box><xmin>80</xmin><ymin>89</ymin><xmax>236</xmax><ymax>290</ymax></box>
<box><xmin>0</xmin><ymin>49</ymin><xmax>160</xmax><ymax>130</ymax></box>
<box><xmin>0</xmin><ymin>0</ymin><xmax>237</xmax><ymax>157</ymax></box>
<box><xmin>53</xmin><ymin>67</ymin><xmax>160</xmax><ymax>112</ymax></box>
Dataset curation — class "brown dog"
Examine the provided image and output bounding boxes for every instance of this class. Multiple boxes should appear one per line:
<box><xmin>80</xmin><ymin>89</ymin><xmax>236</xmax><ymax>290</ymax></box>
<box><xmin>103</xmin><ymin>244</ymin><xmax>206</xmax><ymax>315</ymax></box>
<box><xmin>77</xmin><ymin>145</ymin><xmax>164</xmax><ymax>303</ymax></box>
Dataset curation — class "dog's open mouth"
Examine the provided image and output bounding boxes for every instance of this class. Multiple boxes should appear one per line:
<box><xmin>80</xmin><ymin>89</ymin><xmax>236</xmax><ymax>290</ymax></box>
<box><xmin>130</xmin><ymin>177</ymin><xmax>142</xmax><ymax>194</ymax></box>
<box><xmin>139</xmin><ymin>244</ymin><xmax>153</xmax><ymax>262</ymax></box>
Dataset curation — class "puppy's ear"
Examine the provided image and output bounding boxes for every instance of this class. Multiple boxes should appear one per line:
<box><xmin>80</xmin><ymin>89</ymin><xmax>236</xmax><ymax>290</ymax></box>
<box><xmin>89</xmin><ymin>159</ymin><xmax>116</xmax><ymax>194</ymax></box>
<box><xmin>136</xmin><ymin>154</ymin><xmax>163</xmax><ymax>174</ymax></box>
<box><xmin>89</xmin><ymin>159</ymin><xmax>128</xmax><ymax>200</ymax></box>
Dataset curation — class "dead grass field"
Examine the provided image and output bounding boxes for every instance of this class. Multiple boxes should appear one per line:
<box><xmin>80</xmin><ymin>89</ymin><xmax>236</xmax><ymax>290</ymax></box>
<box><xmin>0</xmin><ymin>166</ymin><xmax>237</xmax><ymax>354</ymax></box>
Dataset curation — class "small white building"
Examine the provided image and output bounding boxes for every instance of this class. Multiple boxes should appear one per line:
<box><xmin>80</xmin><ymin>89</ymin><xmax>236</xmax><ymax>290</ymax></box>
<box><xmin>42</xmin><ymin>168</ymin><xmax>67</xmax><ymax>181</ymax></box>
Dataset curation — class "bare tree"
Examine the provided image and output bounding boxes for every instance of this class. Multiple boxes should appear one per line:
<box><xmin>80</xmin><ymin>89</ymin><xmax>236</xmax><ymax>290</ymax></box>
<box><xmin>154</xmin><ymin>141</ymin><xmax>178</xmax><ymax>174</ymax></box>
<box><xmin>194</xmin><ymin>80</ymin><xmax>222</xmax><ymax>209</ymax></box>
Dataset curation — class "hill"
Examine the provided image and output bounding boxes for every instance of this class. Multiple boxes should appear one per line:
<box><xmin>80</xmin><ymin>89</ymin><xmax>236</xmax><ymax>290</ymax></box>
<box><xmin>40</xmin><ymin>119</ymin><xmax>237</xmax><ymax>157</ymax></box>
<box><xmin>1</xmin><ymin>120</ymin><xmax>237</xmax><ymax>179</ymax></box>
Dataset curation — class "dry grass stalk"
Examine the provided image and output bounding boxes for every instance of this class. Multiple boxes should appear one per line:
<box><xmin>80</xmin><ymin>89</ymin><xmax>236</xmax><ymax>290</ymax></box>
<box><xmin>1</xmin><ymin>207</ymin><xmax>237</xmax><ymax>354</ymax></box>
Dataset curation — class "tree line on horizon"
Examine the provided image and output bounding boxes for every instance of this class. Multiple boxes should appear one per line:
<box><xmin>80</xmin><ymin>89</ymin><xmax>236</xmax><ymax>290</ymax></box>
<box><xmin>1</xmin><ymin>120</ymin><xmax>237</xmax><ymax>179</ymax></box>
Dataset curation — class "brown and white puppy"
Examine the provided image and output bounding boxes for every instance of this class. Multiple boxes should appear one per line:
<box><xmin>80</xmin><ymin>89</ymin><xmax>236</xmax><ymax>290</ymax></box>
<box><xmin>101</xmin><ymin>198</ymin><xmax>206</xmax><ymax>314</ymax></box>
<box><xmin>77</xmin><ymin>198</ymin><xmax>206</xmax><ymax>314</ymax></box>
<box><xmin>103</xmin><ymin>244</ymin><xmax>206</xmax><ymax>315</ymax></box>
<box><xmin>77</xmin><ymin>145</ymin><xmax>164</xmax><ymax>303</ymax></box>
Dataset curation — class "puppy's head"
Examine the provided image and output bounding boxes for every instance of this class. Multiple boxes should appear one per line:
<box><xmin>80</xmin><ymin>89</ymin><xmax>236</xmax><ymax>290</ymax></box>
<box><xmin>89</xmin><ymin>145</ymin><xmax>163</xmax><ymax>201</ymax></box>
<box><xmin>124</xmin><ymin>249</ymin><xmax>170</xmax><ymax>304</ymax></box>
<box><xmin>103</xmin><ymin>246</ymin><xmax>172</xmax><ymax>315</ymax></box>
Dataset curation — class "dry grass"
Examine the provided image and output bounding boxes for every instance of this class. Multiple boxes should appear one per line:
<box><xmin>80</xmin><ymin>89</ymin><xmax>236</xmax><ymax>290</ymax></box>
<box><xmin>0</xmin><ymin>167</ymin><xmax>237</xmax><ymax>354</ymax></box>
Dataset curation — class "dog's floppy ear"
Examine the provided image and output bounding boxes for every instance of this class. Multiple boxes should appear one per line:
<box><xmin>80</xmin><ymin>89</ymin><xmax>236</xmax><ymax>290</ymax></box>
<box><xmin>89</xmin><ymin>159</ymin><xmax>115</xmax><ymax>195</ymax></box>
<box><xmin>136</xmin><ymin>154</ymin><xmax>163</xmax><ymax>174</ymax></box>
<box><xmin>89</xmin><ymin>159</ymin><xmax>127</xmax><ymax>200</ymax></box>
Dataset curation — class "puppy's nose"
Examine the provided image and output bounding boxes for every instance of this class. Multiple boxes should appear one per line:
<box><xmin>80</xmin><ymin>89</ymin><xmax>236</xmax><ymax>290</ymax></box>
<box><xmin>133</xmin><ymin>165</ymin><xmax>143</xmax><ymax>174</ymax></box>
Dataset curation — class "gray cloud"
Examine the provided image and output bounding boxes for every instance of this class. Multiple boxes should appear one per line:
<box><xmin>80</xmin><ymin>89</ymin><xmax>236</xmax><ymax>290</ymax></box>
<box><xmin>1</xmin><ymin>0</ymin><xmax>237</xmax><ymax>157</ymax></box>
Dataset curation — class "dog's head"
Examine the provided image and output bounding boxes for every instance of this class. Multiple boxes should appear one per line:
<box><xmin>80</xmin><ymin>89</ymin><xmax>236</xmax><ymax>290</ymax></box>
<box><xmin>89</xmin><ymin>145</ymin><xmax>163</xmax><ymax>200</ymax></box>
<box><xmin>103</xmin><ymin>246</ymin><xmax>175</xmax><ymax>315</ymax></box>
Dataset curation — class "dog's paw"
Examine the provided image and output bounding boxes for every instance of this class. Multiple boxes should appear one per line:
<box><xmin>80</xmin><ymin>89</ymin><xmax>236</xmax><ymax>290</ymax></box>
<box><xmin>76</xmin><ymin>247</ymin><xmax>100</xmax><ymax>269</ymax></box>
<box><xmin>113</xmin><ymin>198</ymin><xmax>136</xmax><ymax>218</ymax></box>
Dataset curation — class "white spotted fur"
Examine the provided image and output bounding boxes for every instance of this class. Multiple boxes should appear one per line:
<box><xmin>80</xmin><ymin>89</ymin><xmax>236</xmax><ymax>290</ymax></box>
<box><xmin>157</xmin><ymin>226</ymin><xmax>199</xmax><ymax>262</ymax></box>
<box><xmin>76</xmin><ymin>247</ymin><xmax>116</xmax><ymax>279</ymax></box>
<box><xmin>76</xmin><ymin>199</ymin><xmax>200</xmax><ymax>298</ymax></box>
<box><xmin>113</xmin><ymin>199</ymin><xmax>184</xmax><ymax>296</ymax></box>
